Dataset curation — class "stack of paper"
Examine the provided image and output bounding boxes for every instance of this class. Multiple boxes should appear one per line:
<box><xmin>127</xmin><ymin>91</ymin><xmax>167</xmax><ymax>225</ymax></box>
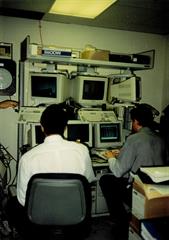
<box><xmin>132</xmin><ymin>171</ymin><xmax>169</xmax><ymax>200</ymax></box>
<box><xmin>140</xmin><ymin>166</ymin><xmax>169</xmax><ymax>183</ymax></box>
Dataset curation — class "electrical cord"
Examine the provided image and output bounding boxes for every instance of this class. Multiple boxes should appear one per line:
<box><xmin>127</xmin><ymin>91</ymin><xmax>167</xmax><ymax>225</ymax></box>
<box><xmin>38</xmin><ymin>20</ymin><xmax>43</xmax><ymax>47</ymax></box>
<box><xmin>0</xmin><ymin>143</ymin><xmax>17</xmax><ymax>188</ymax></box>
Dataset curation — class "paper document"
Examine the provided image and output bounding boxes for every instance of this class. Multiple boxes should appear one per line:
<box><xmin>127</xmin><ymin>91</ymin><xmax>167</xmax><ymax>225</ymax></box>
<box><xmin>133</xmin><ymin>174</ymin><xmax>169</xmax><ymax>199</ymax></box>
<box><xmin>140</xmin><ymin>167</ymin><xmax>169</xmax><ymax>183</ymax></box>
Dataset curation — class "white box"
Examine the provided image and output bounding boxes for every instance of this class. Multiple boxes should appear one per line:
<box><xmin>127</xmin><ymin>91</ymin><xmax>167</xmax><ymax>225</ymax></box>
<box><xmin>132</xmin><ymin>180</ymin><xmax>169</xmax><ymax>219</ymax></box>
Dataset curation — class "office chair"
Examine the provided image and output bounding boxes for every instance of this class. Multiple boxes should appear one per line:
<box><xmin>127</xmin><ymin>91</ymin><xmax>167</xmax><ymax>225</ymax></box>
<box><xmin>25</xmin><ymin>173</ymin><xmax>92</xmax><ymax>239</ymax></box>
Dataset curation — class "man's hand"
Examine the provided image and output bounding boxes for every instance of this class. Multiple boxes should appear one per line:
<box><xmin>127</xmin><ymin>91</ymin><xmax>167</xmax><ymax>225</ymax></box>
<box><xmin>103</xmin><ymin>149</ymin><xmax>120</xmax><ymax>159</ymax></box>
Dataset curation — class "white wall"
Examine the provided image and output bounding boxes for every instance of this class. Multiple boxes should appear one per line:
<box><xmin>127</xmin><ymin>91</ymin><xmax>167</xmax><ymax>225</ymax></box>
<box><xmin>162</xmin><ymin>34</ymin><xmax>169</xmax><ymax>111</ymax></box>
<box><xmin>0</xmin><ymin>16</ymin><xmax>168</xmax><ymax>176</ymax></box>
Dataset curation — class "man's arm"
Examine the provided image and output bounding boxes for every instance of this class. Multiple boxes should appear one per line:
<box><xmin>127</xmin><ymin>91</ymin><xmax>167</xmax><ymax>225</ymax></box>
<box><xmin>105</xmin><ymin>138</ymin><xmax>136</xmax><ymax>177</ymax></box>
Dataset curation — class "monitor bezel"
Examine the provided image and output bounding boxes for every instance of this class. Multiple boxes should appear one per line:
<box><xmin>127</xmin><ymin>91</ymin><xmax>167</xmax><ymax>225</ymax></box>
<box><xmin>108</xmin><ymin>76</ymin><xmax>141</xmax><ymax>103</ymax></box>
<box><xmin>25</xmin><ymin>72</ymin><xmax>69</xmax><ymax>106</ymax></box>
<box><xmin>28</xmin><ymin>123</ymin><xmax>45</xmax><ymax>147</ymax></box>
<box><xmin>94</xmin><ymin>121</ymin><xmax>123</xmax><ymax>149</ymax></box>
<box><xmin>72</xmin><ymin>75</ymin><xmax>108</xmax><ymax>107</ymax></box>
<box><xmin>64</xmin><ymin>120</ymin><xmax>93</xmax><ymax>147</ymax></box>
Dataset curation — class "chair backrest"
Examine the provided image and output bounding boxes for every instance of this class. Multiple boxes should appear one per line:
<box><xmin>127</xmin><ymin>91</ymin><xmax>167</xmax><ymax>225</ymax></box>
<box><xmin>25</xmin><ymin>173</ymin><xmax>91</xmax><ymax>226</ymax></box>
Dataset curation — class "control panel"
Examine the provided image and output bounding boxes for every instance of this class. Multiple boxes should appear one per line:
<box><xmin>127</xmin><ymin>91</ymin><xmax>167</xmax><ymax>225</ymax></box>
<box><xmin>78</xmin><ymin>110</ymin><xmax>117</xmax><ymax>122</ymax></box>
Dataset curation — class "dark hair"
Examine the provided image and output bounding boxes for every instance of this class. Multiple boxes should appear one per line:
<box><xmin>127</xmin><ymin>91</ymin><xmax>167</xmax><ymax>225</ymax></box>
<box><xmin>130</xmin><ymin>105</ymin><xmax>154</xmax><ymax>127</ymax></box>
<box><xmin>40</xmin><ymin>104</ymin><xmax>69</xmax><ymax>136</ymax></box>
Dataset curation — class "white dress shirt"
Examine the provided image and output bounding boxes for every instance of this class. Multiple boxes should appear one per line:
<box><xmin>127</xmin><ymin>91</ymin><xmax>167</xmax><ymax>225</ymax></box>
<box><xmin>17</xmin><ymin>135</ymin><xmax>95</xmax><ymax>206</ymax></box>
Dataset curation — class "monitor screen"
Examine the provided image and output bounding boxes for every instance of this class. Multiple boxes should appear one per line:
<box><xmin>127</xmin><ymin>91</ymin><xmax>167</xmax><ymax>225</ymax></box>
<box><xmin>35</xmin><ymin>125</ymin><xmax>45</xmax><ymax>145</ymax></box>
<box><xmin>31</xmin><ymin>75</ymin><xmax>56</xmax><ymax>98</ymax></box>
<box><xmin>28</xmin><ymin>123</ymin><xmax>45</xmax><ymax>147</ymax></box>
<box><xmin>83</xmin><ymin>80</ymin><xmax>105</xmax><ymax>100</ymax></box>
<box><xmin>64</xmin><ymin>120</ymin><xmax>93</xmax><ymax>147</ymax></box>
<box><xmin>72</xmin><ymin>75</ymin><xmax>108</xmax><ymax>107</ymax></box>
<box><xmin>94</xmin><ymin>122</ymin><xmax>122</xmax><ymax>148</ymax></box>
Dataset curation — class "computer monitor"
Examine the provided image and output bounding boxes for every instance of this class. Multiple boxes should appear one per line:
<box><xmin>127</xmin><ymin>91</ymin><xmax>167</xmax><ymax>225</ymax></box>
<box><xmin>108</xmin><ymin>76</ymin><xmax>141</xmax><ymax>103</ymax></box>
<box><xmin>64</xmin><ymin>120</ymin><xmax>93</xmax><ymax>147</ymax></box>
<box><xmin>28</xmin><ymin>123</ymin><xmax>45</xmax><ymax>147</ymax></box>
<box><xmin>24</xmin><ymin>72</ymin><xmax>69</xmax><ymax>106</ymax></box>
<box><xmin>71</xmin><ymin>75</ymin><xmax>108</xmax><ymax>107</ymax></box>
<box><xmin>94</xmin><ymin>122</ymin><xmax>123</xmax><ymax>149</ymax></box>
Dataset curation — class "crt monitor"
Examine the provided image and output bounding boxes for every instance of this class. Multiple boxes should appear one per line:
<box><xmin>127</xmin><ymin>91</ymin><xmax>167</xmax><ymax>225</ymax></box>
<box><xmin>64</xmin><ymin>120</ymin><xmax>93</xmax><ymax>147</ymax></box>
<box><xmin>25</xmin><ymin>72</ymin><xmax>69</xmax><ymax>106</ymax></box>
<box><xmin>94</xmin><ymin>122</ymin><xmax>123</xmax><ymax>149</ymax></box>
<box><xmin>108</xmin><ymin>76</ymin><xmax>141</xmax><ymax>103</ymax></box>
<box><xmin>28</xmin><ymin>123</ymin><xmax>45</xmax><ymax>147</ymax></box>
<box><xmin>72</xmin><ymin>75</ymin><xmax>108</xmax><ymax>107</ymax></box>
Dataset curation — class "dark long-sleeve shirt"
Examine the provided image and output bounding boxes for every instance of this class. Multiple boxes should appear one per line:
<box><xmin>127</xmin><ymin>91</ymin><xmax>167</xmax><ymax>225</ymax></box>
<box><xmin>108</xmin><ymin>127</ymin><xmax>165</xmax><ymax>179</ymax></box>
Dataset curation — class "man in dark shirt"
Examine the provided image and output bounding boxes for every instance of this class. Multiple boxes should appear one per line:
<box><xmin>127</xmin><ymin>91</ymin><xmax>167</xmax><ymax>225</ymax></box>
<box><xmin>99</xmin><ymin>105</ymin><xmax>165</xmax><ymax>239</ymax></box>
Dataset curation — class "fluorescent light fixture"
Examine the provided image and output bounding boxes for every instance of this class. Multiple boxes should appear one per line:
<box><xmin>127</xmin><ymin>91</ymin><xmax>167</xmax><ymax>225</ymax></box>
<box><xmin>49</xmin><ymin>0</ymin><xmax>117</xmax><ymax>19</ymax></box>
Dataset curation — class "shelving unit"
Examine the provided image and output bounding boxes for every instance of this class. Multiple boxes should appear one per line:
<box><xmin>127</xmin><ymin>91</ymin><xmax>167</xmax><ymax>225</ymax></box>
<box><xmin>18</xmin><ymin>36</ymin><xmax>155</xmax><ymax>217</ymax></box>
<box><xmin>20</xmin><ymin>35</ymin><xmax>155</xmax><ymax>72</ymax></box>
<box><xmin>26</xmin><ymin>55</ymin><xmax>151</xmax><ymax>70</ymax></box>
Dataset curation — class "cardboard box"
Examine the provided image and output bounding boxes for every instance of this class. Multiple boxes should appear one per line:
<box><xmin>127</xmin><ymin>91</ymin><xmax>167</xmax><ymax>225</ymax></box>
<box><xmin>0</xmin><ymin>42</ymin><xmax>12</xmax><ymax>59</ymax></box>
<box><xmin>132</xmin><ymin>180</ymin><xmax>169</xmax><ymax>220</ymax></box>
<box><xmin>80</xmin><ymin>49</ymin><xmax>110</xmax><ymax>61</ymax></box>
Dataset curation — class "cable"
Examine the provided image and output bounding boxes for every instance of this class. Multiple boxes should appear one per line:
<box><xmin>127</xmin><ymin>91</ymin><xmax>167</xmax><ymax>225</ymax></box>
<box><xmin>38</xmin><ymin>20</ymin><xmax>43</xmax><ymax>47</ymax></box>
<box><xmin>0</xmin><ymin>144</ymin><xmax>17</xmax><ymax>188</ymax></box>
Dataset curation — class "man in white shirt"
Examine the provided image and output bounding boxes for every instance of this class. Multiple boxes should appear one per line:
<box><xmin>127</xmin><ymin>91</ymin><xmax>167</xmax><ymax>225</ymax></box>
<box><xmin>17</xmin><ymin>104</ymin><xmax>95</xmax><ymax>206</ymax></box>
<box><xmin>7</xmin><ymin>103</ymin><xmax>95</xmax><ymax>239</ymax></box>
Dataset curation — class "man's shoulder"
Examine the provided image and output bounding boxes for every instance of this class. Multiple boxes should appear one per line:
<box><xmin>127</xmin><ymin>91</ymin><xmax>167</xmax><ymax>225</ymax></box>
<box><xmin>68</xmin><ymin>140</ymin><xmax>89</xmax><ymax>151</ymax></box>
<box><xmin>127</xmin><ymin>128</ymin><xmax>163</xmax><ymax>143</ymax></box>
<box><xmin>125</xmin><ymin>131</ymin><xmax>144</xmax><ymax>146</ymax></box>
<box><xmin>127</xmin><ymin>132</ymin><xmax>139</xmax><ymax>141</ymax></box>
<box><xmin>21</xmin><ymin>144</ymin><xmax>43</xmax><ymax>159</ymax></box>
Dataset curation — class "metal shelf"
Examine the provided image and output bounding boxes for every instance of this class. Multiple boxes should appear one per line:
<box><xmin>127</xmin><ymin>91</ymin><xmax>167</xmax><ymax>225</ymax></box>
<box><xmin>26</xmin><ymin>55</ymin><xmax>151</xmax><ymax>71</ymax></box>
<box><xmin>21</xmin><ymin>36</ymin><xmax>154</xmax><ymax>71</ymax></box>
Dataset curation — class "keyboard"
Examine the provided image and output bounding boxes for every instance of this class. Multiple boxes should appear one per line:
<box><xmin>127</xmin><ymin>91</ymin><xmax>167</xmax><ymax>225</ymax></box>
<box><xmin>91</xmin><ymin>149</ymin><xmax>108</xmax><ymax>160</ymax></box>
<box><xmin>18</xmin><ymin>107</ymin><xmax>45</xmax><ymax>123</ymax></box>
<box><xmin>94</xmin><ymin>151</ymin><xmax>108</xmax><ymax>160</ymax></box>
<box><xmin>91</xmin><ymin>148</ymin><xmax>120</xmax><ymax>161</ymax></box>
<box><xmin>78</xmin><ymin>110</ymin><xmax>117</xmax><ymax>122</ymax></box>
<box><xmin>92</xmin><ymin>158</ymin><xmax>109</xmax><ymax>167</ymax></box>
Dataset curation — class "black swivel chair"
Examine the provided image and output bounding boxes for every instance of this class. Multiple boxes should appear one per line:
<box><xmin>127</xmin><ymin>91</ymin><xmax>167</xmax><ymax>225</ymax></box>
<box><xmin>25</xmin><ymin>173</ymin><xmax>92</xmax><ymax>239</ymax></box>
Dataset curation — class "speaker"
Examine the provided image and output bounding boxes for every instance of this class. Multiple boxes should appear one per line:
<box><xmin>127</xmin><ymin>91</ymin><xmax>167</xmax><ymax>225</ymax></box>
<box><xmin>0</xmin><ymin>59</ymin><xmax>16</xmax><ymax>96</ymax></box>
